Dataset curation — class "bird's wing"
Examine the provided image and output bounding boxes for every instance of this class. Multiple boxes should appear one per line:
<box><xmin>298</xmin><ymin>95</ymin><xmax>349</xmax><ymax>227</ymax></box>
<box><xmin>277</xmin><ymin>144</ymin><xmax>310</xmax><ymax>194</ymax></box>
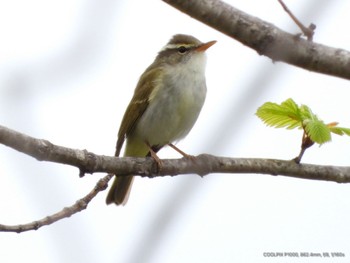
<box><xmin>115</xmin><ymin>67</ymin><xmax>163</xmax><ymax>156</ymax></box>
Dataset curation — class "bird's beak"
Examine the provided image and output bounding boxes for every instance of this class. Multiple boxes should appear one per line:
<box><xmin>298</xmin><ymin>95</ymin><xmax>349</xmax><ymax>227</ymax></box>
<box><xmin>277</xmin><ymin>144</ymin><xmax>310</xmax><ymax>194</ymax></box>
<box><xmin>196</xmin><ymin>40</ymin><xmax>217</xmax><ymax>52</ymax></box>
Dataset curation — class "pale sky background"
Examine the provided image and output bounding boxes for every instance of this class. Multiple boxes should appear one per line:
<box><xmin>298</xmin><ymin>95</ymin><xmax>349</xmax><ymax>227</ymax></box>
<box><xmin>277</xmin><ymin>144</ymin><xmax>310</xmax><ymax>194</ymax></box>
<box><xmin>1</xmin><ymin>0</ymin><xmax>350</xmax><ymax>262</ymax></box>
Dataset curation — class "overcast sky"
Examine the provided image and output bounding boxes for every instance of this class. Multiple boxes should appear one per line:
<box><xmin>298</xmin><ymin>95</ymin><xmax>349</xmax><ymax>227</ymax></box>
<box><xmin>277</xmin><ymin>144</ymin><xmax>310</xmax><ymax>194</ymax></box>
<box><xmin>1</xmin><ymin>0</ymin><xmax>350</xmax><ymax>262</ymax></box>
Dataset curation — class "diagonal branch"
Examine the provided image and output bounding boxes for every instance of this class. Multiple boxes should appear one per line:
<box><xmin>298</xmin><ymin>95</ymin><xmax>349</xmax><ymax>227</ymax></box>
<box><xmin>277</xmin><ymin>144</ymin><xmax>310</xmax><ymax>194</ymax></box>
<box><xmin>1</xmin><ymin>124</ymin><xmax>350</xmax><ymax>183</ymax></box>
<box><xmin>0</xmin><ymin>174</ymin><xmax>112</xmax><ymax>233</ymax></box>
<box><xmin>277</xmin><ymin>0</ymin><xmax>315</xmax><ymax>40</ymax></box>
<box><xmin>162</xmin><ymin>0</ymin><xmax>350</xmax><ymax>80</ymax></box>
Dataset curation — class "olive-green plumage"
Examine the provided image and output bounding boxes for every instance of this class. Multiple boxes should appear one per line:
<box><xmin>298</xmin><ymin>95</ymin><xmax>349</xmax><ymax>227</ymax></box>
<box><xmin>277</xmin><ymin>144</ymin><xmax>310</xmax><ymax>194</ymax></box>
<box><xmin>106</xmin><ymin>34</ymin><xmax>215</xmax><ymax>205</ymax></box>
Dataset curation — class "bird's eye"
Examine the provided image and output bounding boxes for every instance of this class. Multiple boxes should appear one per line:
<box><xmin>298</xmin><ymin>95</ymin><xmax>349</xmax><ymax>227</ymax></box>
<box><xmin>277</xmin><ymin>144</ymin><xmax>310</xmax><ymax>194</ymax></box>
<box><xmin>177</xmin><ymin>46</ymin><xmax>188</xmax><ymax>54</ymax></box>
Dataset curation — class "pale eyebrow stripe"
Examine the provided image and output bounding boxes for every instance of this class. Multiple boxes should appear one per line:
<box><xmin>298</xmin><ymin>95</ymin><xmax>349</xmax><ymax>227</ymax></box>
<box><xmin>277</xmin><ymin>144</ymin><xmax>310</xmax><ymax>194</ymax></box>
<box><xmin>160</xmin><ymin>43</ymin><xmax>194</xmax><ymax>51</ymax></box>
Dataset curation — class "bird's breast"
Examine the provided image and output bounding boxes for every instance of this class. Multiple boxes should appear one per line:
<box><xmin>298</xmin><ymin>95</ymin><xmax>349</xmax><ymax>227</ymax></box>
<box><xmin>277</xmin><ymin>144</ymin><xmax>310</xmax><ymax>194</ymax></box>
<box><xmin>133</xmin><ymin>65</ymin><xmax>207</xmax><ymax>146</ymax></box>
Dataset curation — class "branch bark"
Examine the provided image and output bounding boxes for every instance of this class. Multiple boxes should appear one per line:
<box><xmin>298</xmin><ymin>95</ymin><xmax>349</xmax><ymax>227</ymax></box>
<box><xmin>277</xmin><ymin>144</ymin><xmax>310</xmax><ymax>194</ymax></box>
<box><xmin>0</xmin><ymin>174</ymin><xmax>112</xmax><ymax>233</ymax></box>
<box><xmin>3</xmin><ymin>1</ymin><xmax>350</xmax><ymax>233</ymax></box>
<box><xmin>1</xmin><ymin>124</ymin><xmax>350</xmax><ymax>183</ymax></box>
<box><xmin>1</xmin><ymin>121</ymin><xmax>350</xmax><ymax>232</ymax></box>
<box><xmin>162</xmin><ymin>0</ymin><xmax>350</xmax><ymax>80</ymax></box>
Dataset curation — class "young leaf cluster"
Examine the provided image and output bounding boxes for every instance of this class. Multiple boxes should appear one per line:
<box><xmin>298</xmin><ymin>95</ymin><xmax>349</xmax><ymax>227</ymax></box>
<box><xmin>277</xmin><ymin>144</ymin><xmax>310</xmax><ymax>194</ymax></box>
<box><xmin>256</xmin><ymin>98</ymin><xmax>350</xmax><ymax>145</ymax></box>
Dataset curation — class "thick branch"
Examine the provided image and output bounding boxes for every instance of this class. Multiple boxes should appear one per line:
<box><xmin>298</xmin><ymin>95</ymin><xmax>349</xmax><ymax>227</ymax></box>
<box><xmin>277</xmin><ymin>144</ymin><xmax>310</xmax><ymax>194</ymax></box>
<box><xmin>1</xmin><ymin>124</ymin><xmax>350</xmax><ymax>183</ymax></box>
<box><xmin>162</xmin><ymin>0</ymin><xmax>350</xmax><ymax>80</ymax></box>
<box><xmin>1</xmin><ymin>124</ymin><xmax>350</xmax><ymax>232</ymax></box>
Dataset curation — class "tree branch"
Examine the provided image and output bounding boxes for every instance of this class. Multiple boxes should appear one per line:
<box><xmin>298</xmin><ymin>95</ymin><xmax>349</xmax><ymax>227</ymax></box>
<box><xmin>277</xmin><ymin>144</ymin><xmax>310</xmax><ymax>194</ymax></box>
<box><xmin>0</xmin><ymin>174</ymin><xmax>112</xmax><ymax>233</ymax></box>
<box><xmin>1</xmin><ymin>124</ymin><xmax>350</xmax><ymax>232</ymax></box>
<box><xmin>277</xmin><ymin>0</ymin><xmax>315</xmax><ymax>40</ymax></box>
<box><xmin>162</xmin><ymin>0</ymin><xmax>350</xmax><ymax>80</ymax></box>
<box><xmin>1</xmin><ymin>124</ymin><xmax>350</xmax><ymax>183</ymax></box>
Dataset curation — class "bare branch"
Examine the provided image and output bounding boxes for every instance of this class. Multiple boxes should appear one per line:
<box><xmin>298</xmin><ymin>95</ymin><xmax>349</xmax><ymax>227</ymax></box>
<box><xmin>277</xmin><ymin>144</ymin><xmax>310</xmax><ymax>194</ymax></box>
<box><xmin>162</xmin><ymin>0</ymin><xmax>350</xmax><ymax>80</ymax></box>
<box><xmin>1</xmin><ymin>124</ymin><xmax>350</xmax><ymax>232</ymax></box>
<box><xmin>1</xmin><ymin>124</ymin><xmax>350</xmax><ymax>183</ymax></box>
<box><xmin>0</xmin><ymin>174</ymin><xmax>112</xmax><ymax>233</ymax></box>
<box><xmin>277</xmin><ymin>0</ymin><xmax>315</xmax><ymax>40</ymax></box>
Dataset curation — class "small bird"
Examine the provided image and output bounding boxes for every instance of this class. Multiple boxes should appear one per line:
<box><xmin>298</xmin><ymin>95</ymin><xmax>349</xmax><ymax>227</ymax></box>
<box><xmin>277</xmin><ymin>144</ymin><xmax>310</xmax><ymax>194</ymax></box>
<box><xmin>106</xmin><ymin>34</ymin><xmax>216</xmax><ymax>205</ymax></box>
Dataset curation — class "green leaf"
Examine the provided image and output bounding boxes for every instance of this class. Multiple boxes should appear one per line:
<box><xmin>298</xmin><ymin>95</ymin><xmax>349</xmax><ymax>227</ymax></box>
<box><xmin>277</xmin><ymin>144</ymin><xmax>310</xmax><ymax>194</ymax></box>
<box><xmin>256</xmin><ymin>98</ymin><xmax>350</xmax><ymax>146</ymax></box>
<box><xmin>299</xmin><ymin>104</ymin><xmax>314</xmax><ymax>120</ymax></box>
<box><xmin>256</xmin><ymin>98</ymin><xmax>303</xmax><ymax>129</ymax></box>
<box><xmin>329</xmin><ymin>126</ymin><xmax>350</xmax><ymax>136</ymax></box>
<box><xmin>303</xmin><ymin>119</ymin><xmax>331</xmax><ymax>144</ymax></box>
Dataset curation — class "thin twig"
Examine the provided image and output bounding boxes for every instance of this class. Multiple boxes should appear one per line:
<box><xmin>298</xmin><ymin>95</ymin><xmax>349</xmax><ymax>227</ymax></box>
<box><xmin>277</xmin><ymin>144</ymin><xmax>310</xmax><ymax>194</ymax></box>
<box><xmin>0</xmin><ymin>174</ymin><xmax>113</xmax><ymax>233</ymax></box>
<box><xmin>277</xmin><ymin>0</ymin><xmax>315</xmax><ymax>40</ymax></box>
